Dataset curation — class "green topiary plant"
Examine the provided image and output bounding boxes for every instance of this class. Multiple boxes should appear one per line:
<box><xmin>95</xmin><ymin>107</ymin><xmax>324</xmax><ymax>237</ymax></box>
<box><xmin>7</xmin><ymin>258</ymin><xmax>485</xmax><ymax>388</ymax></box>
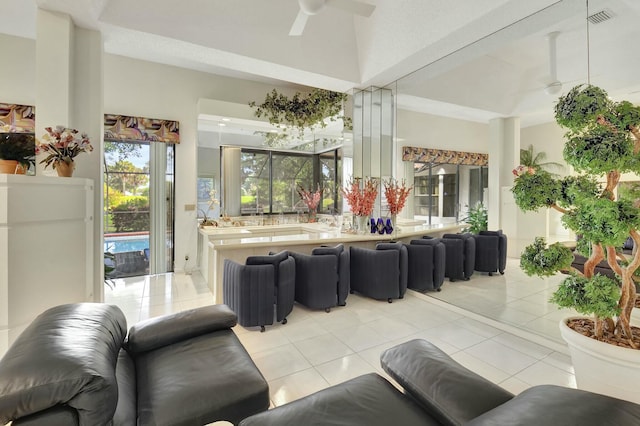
<box><xmin>519</xmin><ymin>237</ymin><xmax>574</xmax><ymax>277</ymax></box>
<box><xmin>513</xmin><ymin>84</ymin><xmax>640</xmax><ymax>347</ymax></box>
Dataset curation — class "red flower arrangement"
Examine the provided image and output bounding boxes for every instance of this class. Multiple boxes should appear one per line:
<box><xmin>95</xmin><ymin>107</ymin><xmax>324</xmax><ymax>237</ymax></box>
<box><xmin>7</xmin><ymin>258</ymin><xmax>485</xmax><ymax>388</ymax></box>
<box><xmin>297</xmin><ymin>184</ymin><xmax>323</xmax><ymax>211</ymax></box>
<box><xmin>341</xmin><ymin>177</ymin><xmax>379</xmax><ymax>216</ymax></box>
<box><xmin>383</xmin><ymin>178</ymin><xmax>413</xmax><ymax>215</ymax></box>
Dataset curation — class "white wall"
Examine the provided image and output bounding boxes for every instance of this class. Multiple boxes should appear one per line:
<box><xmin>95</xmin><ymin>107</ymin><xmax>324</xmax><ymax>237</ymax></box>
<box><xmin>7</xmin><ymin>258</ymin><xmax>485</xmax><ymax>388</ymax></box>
<box><xmin>0</xmin><ymin>34</ymin><xmax>36</xmax><ymax>105</ymax></box>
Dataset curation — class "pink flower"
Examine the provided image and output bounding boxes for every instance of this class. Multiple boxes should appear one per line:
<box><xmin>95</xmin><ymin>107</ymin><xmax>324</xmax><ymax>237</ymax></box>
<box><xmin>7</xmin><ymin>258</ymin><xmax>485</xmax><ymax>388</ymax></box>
<box><xmin>341</xmin><ymin>177</ymin><xmax>379</xmax><ymax>216</ymax></box>
<box><xmin>37</xmin><ymin>126</ymin><xmax>93</xmax><ymax>169</ymax></box>
<box><xmin>383</xmin><ymin>178</ymin><xmax>413</xmax><ymax>215</ymax></box>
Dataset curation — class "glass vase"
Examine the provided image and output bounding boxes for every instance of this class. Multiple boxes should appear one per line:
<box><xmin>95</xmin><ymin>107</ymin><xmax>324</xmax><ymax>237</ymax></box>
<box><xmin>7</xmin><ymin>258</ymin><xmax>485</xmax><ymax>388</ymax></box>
<box><xmin>355</xmin><ymin>215</ymin><xmax>369</xmax><ymax>234</ymax></box>
<box><xmin>308</xmin><ymin>207</ymin><xmax>317</xmax><ymax>223</ymax></box>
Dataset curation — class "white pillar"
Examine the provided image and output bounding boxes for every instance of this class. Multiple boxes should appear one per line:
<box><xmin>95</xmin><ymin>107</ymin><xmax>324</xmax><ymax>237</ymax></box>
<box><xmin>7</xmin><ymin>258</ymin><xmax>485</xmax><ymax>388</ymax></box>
<box><xmin>35</xmin><ymin>9</ymin><xmax>104</xmax><ymax>301</ymax></box>
<box><xmin>35</xmin><ymin>9</ymin><xmax>73</xmax><ymax>177</ymax></box>
<box><xmin>488</xmin><ymin>117</ymin><xmax>520</xmax><ymax>230</ymax></box>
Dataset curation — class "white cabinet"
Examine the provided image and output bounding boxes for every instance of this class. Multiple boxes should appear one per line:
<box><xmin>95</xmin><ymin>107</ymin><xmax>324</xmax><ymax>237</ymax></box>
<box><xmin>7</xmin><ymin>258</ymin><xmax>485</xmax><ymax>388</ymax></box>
<box><xmin>0</xmin><ymin>175</ymin><xmax>94</xmax><ymax>345</ymax></box>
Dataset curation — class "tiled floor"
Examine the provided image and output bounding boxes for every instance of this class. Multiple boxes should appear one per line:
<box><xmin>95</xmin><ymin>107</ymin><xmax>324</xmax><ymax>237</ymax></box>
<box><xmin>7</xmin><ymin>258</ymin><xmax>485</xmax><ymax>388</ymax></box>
<box><xmin>104</xmin><ymin>257</ymin><xmax>577</xmax><ymax>407</ymax></box>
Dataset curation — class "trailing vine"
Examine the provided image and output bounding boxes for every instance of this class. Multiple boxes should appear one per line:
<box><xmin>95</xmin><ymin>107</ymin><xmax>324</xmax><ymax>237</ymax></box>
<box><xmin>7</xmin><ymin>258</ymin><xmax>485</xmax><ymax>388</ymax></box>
<box><xmin>249</xmin><ymin>88</ymin><xmax>352</xmax><ymax>136</ymax></box>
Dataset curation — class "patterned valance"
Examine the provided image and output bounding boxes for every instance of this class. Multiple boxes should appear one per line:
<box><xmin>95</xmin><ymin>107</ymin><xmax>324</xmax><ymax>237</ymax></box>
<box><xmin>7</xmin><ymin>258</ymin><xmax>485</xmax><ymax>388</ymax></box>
<box><xmin>0</xmin><ymin>104</ymin><xmax>35</xmax><ymax>133</ymax></box>
<box><xmin>402</xmin><ymin>146</ymin><xmax>488</xmax><ymax>166</ymax></box>
<box><xmin>104</xmin><ymin>114</ymin><xmax>180</xmax><ymax>143</ymax></box>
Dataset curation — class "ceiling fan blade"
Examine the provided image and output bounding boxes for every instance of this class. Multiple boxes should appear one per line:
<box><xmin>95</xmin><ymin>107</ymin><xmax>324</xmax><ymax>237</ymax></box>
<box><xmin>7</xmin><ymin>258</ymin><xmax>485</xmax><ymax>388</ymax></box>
<box><xmin>289</xmin><ymin>10</ymin><xmax>309</xmax><ymax>36</ymax></box>
<box><xmin>326</xmin><ymin>0</ymin><xmax>375</xmax><ymax>17</ymax></box>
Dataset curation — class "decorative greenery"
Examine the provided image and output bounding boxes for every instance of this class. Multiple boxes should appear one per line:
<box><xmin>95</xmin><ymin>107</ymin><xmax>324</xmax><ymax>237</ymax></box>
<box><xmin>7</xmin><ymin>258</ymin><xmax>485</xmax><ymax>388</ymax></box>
<box><xmin>554</xmin><ymin>84</ymin><xmax>610</xmax><ymax>131</ymax></box>
<box><xmin>551</xmin><ymin>274</ymin><xmax>621</xmax><ymax>320</ymax></box>
<box><xmin>0</xmin><ymin>132</ymin><xmax>35</xmax><ymax>168</ymax></box>
<box><xmin>462</xmin><ymin>202</ymin><xmax>488</xmax><ymax>234</ymax></box>
<box><xmin>511</xmin><ymin>169</ymin><xmax>561</xmax><ymax>212</ymax></box>
<box><xmin>513</xmin><ymin>84</ymin><xmax>640</xmax><ymax>348</ymax></box>
<box><xmin>249</xmin><ymin>88</ymin><xmax>352</xmax><ymax>136</ymax></box>
<box><xmin>520</xmin><ymin>237</ymin><xmax>574</xmax><ymax>277</ymax></box>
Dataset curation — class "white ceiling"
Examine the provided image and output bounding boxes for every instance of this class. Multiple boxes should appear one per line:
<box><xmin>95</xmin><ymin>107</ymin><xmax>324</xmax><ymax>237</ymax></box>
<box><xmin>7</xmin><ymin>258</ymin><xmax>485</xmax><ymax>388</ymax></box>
<box><xmin>2</xmin><ymin>0</ymin><xmax>640</xmax><ymax>128</ymax></box>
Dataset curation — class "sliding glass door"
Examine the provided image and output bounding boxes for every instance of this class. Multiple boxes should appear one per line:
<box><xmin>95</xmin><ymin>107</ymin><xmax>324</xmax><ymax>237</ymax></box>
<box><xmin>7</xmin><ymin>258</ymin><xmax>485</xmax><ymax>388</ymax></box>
<box><xmin>104</xmin><ymin>140</ymin><xmax>175</xmax><ymax>278</ymax></box>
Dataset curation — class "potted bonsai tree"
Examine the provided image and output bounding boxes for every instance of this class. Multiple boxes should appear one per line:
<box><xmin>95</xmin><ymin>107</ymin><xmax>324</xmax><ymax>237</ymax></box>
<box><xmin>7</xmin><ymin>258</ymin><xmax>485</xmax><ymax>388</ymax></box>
<box><xmin>0</xmin><ymin>132</ymin><xmax>35</xmax><ymax>174</ymax></box>
<box><xmin>512</xmin><ymin>84</ymin><xmax>640</xmax><ymax>403</ymax></box>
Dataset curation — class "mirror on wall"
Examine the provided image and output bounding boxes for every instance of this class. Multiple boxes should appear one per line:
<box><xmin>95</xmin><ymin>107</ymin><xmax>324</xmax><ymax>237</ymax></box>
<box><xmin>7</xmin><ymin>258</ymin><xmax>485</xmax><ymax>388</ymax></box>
<box><xmin>196</xmin><ymin>100</ymin><xmax>351</xmax><ymax>219</ymax></box>
<box><xmin>412</xmin><ymin>162</ymin><xmax>488</xmax><ymax>225</ymax></box>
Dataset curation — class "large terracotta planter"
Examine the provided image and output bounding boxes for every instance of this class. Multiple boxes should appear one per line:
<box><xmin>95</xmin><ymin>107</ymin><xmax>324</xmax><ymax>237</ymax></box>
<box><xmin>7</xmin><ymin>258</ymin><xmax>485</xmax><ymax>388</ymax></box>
<box><xmin>560</xmin><ymin>316</ymin><xmax>640</xmax><ymax>404</ymax></box>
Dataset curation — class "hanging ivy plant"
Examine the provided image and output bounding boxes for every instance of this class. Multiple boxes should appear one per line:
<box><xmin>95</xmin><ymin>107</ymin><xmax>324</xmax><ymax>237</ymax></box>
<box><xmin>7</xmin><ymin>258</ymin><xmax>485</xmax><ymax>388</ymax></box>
<box><xmin>249</xmin><ymin>88</ymin><xmax>352</xmax><ymax>135</ymax></box>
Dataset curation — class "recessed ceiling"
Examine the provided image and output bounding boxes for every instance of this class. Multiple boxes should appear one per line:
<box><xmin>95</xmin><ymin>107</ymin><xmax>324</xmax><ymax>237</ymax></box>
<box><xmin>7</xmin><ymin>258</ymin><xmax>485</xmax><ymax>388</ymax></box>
<box><xmin>2</xmin><ymin>0</ymin><xmax>640</xmax><ymax>127</ymax></box>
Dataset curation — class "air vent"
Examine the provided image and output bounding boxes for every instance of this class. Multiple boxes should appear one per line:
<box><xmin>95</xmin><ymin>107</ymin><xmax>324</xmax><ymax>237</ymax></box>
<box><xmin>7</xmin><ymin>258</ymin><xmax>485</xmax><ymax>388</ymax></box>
<box><xmin>588</xmin><ymin>9</ymin><xmax>614</xmax><ymax>24</ymax></box>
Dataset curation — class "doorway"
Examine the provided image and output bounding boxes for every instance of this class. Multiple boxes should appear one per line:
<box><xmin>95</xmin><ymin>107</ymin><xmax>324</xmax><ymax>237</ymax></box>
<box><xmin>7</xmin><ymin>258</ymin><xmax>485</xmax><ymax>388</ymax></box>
<box><xmin>103</xmin><ymin>140</ymin><xmax>175</xmax><ymax>278</ymax></box>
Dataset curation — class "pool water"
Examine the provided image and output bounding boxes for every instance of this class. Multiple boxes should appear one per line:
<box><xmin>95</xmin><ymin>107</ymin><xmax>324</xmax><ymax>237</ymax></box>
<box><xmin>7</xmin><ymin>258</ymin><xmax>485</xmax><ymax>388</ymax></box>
<box><xmin>104</xmin><ymin>238</ymin><xmax>149</xmax><ymax>254</ymax></box>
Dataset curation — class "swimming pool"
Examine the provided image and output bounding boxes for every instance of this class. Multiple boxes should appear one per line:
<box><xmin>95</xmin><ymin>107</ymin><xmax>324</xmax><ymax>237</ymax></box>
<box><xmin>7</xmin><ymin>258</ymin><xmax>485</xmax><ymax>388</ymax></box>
<box><xmin>104</xmin><ymin>237</ymin><xmax>149</xmax><ymax>254</ymax></box>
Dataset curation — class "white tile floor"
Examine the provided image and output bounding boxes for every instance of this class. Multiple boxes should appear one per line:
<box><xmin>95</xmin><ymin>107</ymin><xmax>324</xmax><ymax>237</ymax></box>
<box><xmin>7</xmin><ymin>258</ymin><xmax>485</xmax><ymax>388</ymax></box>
<box><xmin>104</xmin><ymin>257</ymin><xmax>578</xmax><ymax>407</ymax></box>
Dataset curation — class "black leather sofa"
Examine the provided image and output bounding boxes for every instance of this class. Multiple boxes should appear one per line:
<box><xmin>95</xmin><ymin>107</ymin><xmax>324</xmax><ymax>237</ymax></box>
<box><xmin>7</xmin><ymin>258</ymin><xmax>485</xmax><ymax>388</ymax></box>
<box><xmin>0</xmin><ymin>303</ymin><xmax>270</xmax><ymax>426</ymax></box>
<box><xmin>239</xmin><ymin>339</ymin><xmax>640</xmax><ymax>426</ymax></box>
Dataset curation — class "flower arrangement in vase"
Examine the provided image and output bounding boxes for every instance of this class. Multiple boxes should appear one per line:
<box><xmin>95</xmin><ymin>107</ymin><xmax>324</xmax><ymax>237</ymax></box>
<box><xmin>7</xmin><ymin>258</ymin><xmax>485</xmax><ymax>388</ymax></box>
<box><xmin>341</xmin><ymin>177</ymin><xmax>379</xmax><ymax>233</ymax></box>
<box><xmin>36</xmin><ymin>126</ymin><xmax>93</xmax><ymax>177</ymax></box>
<box><xmin>297</xmin><ymin>184</ymin><xmax>323</xmax><ymax>222</ymax></box>
<box><xmin>383</xmin><ymin>178</ymin><xmax>413</xmax><ymax>234</ymax></box>
<box><xmin>200</xmin><ymin>189</ymin><xmax>220</xmax><ymax>227</ymax></box>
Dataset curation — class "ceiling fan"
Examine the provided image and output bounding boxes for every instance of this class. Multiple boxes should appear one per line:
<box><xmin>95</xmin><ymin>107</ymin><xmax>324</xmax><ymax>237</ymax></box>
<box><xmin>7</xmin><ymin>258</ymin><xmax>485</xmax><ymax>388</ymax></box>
<box><xmin>289</xmin><ymin>0</ymin><xmax>376</xmax><ymax>36</ymax></box>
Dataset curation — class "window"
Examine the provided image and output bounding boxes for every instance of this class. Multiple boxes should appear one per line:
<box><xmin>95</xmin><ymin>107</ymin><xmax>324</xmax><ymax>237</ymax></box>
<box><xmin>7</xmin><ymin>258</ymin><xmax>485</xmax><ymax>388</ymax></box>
<box><xmin>239</xmin><ymin>148</ymin><xmax>341</xmax><ymax>215</ymax></box>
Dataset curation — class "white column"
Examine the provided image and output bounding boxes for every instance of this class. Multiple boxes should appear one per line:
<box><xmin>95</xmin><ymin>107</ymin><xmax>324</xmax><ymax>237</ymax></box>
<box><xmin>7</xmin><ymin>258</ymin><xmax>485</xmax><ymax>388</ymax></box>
<box><xmin>35</xmin><ymin>9</ymin><xmax>104</xmax><ymax>301</ymax></box>
<box><xmin>488</xmin><ymin>117</ymin><xmax>520</xmax><ymax>230</ymax></box>
<box><xmin>35</xmin><ymin>9</ymin><xmax>73</xmax><ymax>177</ymax></box>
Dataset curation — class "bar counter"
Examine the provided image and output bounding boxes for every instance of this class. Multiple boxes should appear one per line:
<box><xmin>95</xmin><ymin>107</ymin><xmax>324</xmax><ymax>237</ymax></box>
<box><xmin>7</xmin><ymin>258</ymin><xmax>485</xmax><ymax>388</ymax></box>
<box><xmin>198</xmin><ymin>220</ymin><xmax>464</xmax><ymax>303</ymax></box>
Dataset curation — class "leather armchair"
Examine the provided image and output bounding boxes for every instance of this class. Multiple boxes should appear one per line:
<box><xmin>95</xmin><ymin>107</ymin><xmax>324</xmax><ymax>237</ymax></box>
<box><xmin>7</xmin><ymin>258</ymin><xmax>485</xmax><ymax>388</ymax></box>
<box><xmin>224</xmin><ymin>250</ymin><xmax>295</xmax><ymax>331</ymax></box>
<box><xmin>239</xmin><ymin>339</ymin><xmax>640</xmax><ymax>426</ymax></box>
<box><xmin>0</xmin><ymin>303</ymin><xmax>270</xmax><ymax>426</ymax></box>
<box><xmin>290</xmin><ymin>244</ymin><xmax>350</xmax><ymax>312</ymax></box>
<box><xmin>439</xmin><ymin>233</ymin><xmax>476</xmax><ymax>281</ymax></box>
<box><xmin>350</xmin><ymin>242</ymin><xmax>408</xmax><ymax>302</ymax></box>
<box><xmin>406</xmin><ymin>239</ymin><xmax>446</xmax><ymax>292</ymax></box>
<box><xmin>474</xmin><ymin>230</ymin><xmax>507</xmax><ymax>275</ymax></box>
